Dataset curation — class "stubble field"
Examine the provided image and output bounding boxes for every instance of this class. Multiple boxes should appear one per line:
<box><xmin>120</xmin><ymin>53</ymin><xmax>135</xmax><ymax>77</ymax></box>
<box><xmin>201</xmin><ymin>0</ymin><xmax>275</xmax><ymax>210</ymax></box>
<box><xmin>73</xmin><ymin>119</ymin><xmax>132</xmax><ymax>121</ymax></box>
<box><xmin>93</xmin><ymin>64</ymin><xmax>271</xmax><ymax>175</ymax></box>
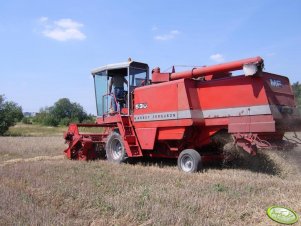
<box><xmin>0</xmin><ymin>128</ymin><xmax>300</xmax><ymax>226</ymax></box>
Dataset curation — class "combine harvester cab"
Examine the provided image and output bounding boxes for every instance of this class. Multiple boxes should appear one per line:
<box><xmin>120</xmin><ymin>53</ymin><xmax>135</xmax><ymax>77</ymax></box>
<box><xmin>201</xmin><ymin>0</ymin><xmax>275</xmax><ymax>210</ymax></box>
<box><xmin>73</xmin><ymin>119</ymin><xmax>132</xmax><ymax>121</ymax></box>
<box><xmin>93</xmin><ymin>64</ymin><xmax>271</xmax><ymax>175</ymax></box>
<box><xmin>64</xmin><ymin>57</ymin><xmax>301</xmax><ymax>172</ymax></box>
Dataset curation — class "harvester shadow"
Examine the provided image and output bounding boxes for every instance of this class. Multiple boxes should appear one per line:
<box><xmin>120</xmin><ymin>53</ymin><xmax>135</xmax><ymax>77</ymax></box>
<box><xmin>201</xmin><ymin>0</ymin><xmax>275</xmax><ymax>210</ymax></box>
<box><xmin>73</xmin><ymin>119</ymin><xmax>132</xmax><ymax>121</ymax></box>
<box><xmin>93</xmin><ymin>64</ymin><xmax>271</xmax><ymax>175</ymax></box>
<box><xmin>123</xmin><ymin>152</ymin><xmax>282</xmax><ymax>176</ymax></box>
<box><xmin>222</xmin><ymin>152</ymin><xmax>282</xmax><ymax>176</ymax></box>
<box><xmin>126</xmin><ymin>157</ymin><xmax>178</xmax><ymax>169</ymax></box>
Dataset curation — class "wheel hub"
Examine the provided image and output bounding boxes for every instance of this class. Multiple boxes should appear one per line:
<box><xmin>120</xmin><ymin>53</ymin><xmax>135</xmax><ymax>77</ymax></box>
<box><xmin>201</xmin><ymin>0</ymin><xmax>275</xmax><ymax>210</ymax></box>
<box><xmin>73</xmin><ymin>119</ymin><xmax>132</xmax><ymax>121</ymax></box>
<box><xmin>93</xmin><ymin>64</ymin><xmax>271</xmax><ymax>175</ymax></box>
<box><xmin>181</xmin><ymin>155</ymin><xmax>194</xmax><ymax>172</ymax></box>
<box><xmin>111</xmin><ymin>138</ymin><xmax>122</xmax><ymax>160</ymax></box>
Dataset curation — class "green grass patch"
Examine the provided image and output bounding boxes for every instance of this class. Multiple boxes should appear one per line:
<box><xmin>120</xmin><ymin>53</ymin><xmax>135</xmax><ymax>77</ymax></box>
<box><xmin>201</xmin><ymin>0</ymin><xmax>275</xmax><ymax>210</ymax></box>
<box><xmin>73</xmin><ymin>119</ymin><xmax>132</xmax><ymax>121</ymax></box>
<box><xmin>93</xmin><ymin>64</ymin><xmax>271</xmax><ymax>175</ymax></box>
<box><xmin>5</xmin><ymin>123</ymin><xmax>67</xmax><ymax>137</ymax></box>
<box><xmin>5</xmin><ymin>123</ymin><xmax>104</xmax><ymax>137</ymax></box>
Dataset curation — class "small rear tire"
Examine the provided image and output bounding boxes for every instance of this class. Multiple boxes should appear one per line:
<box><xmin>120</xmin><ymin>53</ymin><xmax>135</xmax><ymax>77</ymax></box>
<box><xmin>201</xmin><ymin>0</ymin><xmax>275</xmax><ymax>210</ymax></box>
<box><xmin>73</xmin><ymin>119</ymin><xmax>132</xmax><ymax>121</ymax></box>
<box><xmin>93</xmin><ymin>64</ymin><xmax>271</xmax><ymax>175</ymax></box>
<box><xmin>178</xmin><ymin>149</ymin><xmax>202</xmax><ymax>173</ymax></box>
<box><xmin>105</xmin><ymin>132</ymin><xmax>127</xmax><ymax>163</ymax></box>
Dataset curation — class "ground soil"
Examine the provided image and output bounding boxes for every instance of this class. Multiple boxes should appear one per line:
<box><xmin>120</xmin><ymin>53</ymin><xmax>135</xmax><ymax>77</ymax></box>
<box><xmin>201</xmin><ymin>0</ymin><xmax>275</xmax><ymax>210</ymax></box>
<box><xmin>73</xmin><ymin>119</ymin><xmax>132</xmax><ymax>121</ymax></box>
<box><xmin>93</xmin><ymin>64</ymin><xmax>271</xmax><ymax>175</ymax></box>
<box><xmin>0</xmin><ymin>133</ymin><xmax>300</xmax><ymax>225</ymax></box>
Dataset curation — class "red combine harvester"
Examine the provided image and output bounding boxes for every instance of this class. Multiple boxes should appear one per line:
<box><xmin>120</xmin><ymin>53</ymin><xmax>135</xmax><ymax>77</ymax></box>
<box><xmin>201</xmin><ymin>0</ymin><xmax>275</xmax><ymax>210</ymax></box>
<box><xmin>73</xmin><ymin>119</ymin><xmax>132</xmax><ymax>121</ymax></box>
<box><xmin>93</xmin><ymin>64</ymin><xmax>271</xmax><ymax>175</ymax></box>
<box><xmin>64</xmin><ymin>57</ymin><xmax>301</xmax><ymax>172</ymax></box>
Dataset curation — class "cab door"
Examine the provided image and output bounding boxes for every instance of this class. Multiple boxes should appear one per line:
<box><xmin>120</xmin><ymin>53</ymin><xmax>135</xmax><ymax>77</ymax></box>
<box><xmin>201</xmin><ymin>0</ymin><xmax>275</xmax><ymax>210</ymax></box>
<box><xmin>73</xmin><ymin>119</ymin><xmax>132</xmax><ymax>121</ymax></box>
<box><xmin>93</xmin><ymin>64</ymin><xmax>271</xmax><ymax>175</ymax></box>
<box><xmin>128</xmin><ymin>67</ymin><xmax>149</xmax><ymax>114</ymax></box>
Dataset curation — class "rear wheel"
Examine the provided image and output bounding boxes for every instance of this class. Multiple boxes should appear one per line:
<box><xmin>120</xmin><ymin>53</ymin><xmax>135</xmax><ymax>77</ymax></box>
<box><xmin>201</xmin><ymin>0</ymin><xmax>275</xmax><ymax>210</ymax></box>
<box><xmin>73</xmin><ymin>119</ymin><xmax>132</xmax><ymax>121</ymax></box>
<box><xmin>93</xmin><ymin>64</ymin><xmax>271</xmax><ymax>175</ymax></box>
<box><xmin>105</xmin><ymin>132</ymin><xmax>127</xmax><ymax>163</ymax></box>
<box><xmin>178</xmin><ymin>149</ymin><xmax>202</xmax><ymax>173</ymax></box>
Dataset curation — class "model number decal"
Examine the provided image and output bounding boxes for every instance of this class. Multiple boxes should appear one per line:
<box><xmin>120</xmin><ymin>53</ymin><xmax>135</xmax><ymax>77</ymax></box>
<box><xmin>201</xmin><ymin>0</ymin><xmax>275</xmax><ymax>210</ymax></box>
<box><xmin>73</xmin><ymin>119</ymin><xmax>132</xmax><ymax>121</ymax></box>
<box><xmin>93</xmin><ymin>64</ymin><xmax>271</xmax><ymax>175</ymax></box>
<box><xmin>135</xmin><ymin>103</ymin><xmax>148</xmax><ymax>109</ymax></box>
<box><xmin>270</xmin><ymin>79</ymin><xmax>283</xmax><ymax>88</ymax></box>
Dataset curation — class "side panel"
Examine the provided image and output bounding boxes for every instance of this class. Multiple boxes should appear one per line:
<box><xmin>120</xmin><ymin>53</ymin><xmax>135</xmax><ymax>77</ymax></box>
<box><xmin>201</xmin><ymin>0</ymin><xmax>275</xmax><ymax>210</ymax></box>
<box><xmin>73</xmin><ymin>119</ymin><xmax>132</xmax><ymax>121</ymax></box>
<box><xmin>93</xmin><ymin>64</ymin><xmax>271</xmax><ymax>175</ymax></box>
<box><xmin>134</xmin><ymin>81</ymin><xmax>178</xmax><ymax>114</ymax></box>
<box><xmin>262</xmin><ymin>72</ymin><xmax>301</xmax><ymax>131</ymax></box>
<box><xmin>197</xmin><ymin>75</ymin><xmax>269</xmax><ymax>111</ymax></box>
<box><xmin>228</xmin><ymin>115</ymin><xmax>275</xmax><ymax>133</ymax></box>
<box><xmin>131</xmin><ymin>72</ymin><xmax>299</xmax><ymax>155</ymax></box>
<box><xmin>194</xmin><ymin>73</ymin><xmax>299</xmax><ymax>133</ymax></box>
<box><xmin>263</xmin><ymin>72</ymin><xmax>295</xmax><ymax>108</ymax></box>
<box><xmin>195</xmin><ymin>75</ymin><xmax>276</xmax><ymax>133</ymax></box>
<box><xmin>135</xmin><ymin>128</ymin><xmax>157</xmax><ymax>150</ymax></box>
<box><xmin>157</xmin><ymin>127</ymin><xmax>186</xmax><ymax>140</ymax></box>
<box><xmin>133</xmin><ymin>80</ymin><xmax>195</xmax><ymax>128</ymax></box>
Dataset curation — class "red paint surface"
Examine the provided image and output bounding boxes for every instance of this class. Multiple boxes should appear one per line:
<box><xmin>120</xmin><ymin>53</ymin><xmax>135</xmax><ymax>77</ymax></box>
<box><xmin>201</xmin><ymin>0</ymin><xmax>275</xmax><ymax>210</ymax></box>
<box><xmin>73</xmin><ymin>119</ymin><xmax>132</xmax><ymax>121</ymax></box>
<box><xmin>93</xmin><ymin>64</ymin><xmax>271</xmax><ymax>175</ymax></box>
<box><xmin>64</xmin><ymin>57</ymin><xmax>301</xmax><ymax>161</ymax></box>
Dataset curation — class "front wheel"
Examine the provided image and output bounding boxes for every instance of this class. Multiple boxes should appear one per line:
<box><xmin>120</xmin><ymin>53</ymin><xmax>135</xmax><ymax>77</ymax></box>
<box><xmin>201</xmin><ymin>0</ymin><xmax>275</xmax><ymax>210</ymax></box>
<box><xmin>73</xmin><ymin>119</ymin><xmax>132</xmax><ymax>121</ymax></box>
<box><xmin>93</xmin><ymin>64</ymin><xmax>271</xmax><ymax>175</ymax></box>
<box><xmin>177</xmin><ymin>149</ymin><xmax>202</xmax><ymax>173</ymax></box>
<box><xmin>105</xmin><ymin>132</ymin><xmax>127</xmax><ymax>163</ymax></box>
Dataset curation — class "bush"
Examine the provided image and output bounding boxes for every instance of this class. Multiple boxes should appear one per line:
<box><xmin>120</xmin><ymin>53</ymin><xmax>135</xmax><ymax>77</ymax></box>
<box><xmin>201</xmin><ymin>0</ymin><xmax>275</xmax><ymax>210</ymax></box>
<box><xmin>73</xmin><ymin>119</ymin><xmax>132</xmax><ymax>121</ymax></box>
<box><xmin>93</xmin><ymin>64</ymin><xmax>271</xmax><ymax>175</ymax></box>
<box><xmin>43</xmin><ymin>114</ymin><xmax>59</xmax><ymax>127</ymax></box>
<box><xmin>81</xmin><ymin>118</ymin><xmax>96</xmax><ymax>124</ymax></box>
<box><xmin>292</xmin><ymin>82</ymin><xmax>301</xmax><ymax>108</ymax></box>
<box><xmin>59</xmin><ymin>117</ymin><xmax>80</xmax><ymax>126</ymax></box>
<box><xmin>22</xmin><ymin>117</ymin><xmax>32</xmax><ymax>124</ymax></box>
<box><xmin>32</xmin><ymin>110</ymin><xmax>48</xmax><ymax>125</ymax></box>
<box><xmin>59</xmin><ymin>117</ymin><xmax>71</xmax><ymax>126</ymax></box>
<box><xmin>82</xmin><ymin>115</ymin><xmax>96</xmax><ymax>124</ymax></box>
<box><xmin>0</xmin><ymin>95</ymin><xmax>23</xmax><ymax>135</ymax></box>
<box><xmin>292</xmin><ymin>82</ymin><xmax>301</xmax><ymax>113</ymax></box>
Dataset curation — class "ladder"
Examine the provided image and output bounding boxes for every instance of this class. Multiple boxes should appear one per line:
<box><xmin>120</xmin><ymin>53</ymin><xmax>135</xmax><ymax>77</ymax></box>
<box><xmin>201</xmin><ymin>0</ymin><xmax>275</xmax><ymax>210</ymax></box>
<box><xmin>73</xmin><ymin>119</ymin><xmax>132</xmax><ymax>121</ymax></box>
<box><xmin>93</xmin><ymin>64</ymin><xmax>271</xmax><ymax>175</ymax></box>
<box><xmin>118</xmin><ymin>116</ymin><xmax>142</xmax><ymax>157</ymax></box>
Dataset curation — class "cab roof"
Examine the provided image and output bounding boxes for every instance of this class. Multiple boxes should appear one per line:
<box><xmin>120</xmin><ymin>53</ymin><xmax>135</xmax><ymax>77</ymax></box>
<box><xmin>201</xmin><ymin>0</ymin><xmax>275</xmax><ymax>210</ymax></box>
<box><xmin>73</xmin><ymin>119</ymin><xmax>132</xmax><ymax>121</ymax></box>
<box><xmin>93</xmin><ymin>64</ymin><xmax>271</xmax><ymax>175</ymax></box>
<box><xmin>91</xmin><ymin>61</ymin><xmax>148</xmax><ymax>76</ymax></box>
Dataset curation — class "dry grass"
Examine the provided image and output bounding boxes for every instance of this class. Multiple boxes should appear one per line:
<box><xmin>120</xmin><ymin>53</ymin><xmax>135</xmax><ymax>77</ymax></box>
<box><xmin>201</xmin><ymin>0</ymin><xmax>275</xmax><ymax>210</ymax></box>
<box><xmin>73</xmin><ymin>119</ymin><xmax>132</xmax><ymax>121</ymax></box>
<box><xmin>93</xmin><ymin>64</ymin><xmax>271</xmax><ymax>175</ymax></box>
<box><xmin>0</xmin><ymin>137</ymin><xmax>65</xmax><ymax>162</ymax></box>
<box><xmin>0</xmin><ymin>134</ymin><xmax>301</xmax><ymax>225</ymax></box>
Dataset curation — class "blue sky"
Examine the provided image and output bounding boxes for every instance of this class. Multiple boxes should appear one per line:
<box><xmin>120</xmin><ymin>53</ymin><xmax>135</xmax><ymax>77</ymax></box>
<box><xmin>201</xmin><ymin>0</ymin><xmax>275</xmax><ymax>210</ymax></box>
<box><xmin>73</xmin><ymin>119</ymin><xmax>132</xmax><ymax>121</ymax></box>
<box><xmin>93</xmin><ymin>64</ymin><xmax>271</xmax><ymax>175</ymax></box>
<box><xmin>0</xmin><ymin>0</ymin><xmax>300</xmax><ymax>114</ymax></box>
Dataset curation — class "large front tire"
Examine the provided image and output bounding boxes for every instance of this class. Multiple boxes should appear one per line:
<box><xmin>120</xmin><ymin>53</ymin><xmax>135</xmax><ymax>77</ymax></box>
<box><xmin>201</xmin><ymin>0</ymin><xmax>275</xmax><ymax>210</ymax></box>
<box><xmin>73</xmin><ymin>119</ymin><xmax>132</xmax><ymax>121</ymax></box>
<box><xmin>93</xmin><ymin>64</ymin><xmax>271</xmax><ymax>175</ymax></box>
<box><xmin>177</xmin><ymin>149</ymin><xmax>202</xmax><ymax>173</ymax></box>
<box><xmin>105</xmin><ymin>132</ymin><xmax>127</xmax><ymax>163</ymax></box>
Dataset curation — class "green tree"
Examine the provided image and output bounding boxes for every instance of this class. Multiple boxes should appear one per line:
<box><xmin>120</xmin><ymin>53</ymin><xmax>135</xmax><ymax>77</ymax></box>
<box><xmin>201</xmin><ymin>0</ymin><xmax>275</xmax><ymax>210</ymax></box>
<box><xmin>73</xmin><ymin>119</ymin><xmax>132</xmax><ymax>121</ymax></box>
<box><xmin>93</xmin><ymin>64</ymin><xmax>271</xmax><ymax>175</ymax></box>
<box><xmin>33</xmin><ymin>98</ymin><xmax>92</xmax><ymax>126</ymax></box>
<box><xmin>0</xmin><ymin>95</ymin><xmax>23</xmax><ymax>135</ymax></box>
<box><xmin>51</xmin><ymin>98</ymin><xmax>88</xmax><ymax>124</ymax></box>
<box><xmin>292</xmin><ymin>82</ymin><xmax>301</xmax><ymax>111</ymax></box>
<box><xmin>51</xmin><ymin>98</ymin><xmax>89</xmax><ymax>126</ymax></box>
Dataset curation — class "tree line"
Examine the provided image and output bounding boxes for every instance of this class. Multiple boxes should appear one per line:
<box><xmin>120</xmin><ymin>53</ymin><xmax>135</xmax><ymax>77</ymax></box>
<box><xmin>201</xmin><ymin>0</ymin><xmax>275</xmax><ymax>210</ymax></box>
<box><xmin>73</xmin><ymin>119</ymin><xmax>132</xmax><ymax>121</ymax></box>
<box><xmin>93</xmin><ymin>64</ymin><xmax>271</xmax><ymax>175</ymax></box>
<box><xmin>0</xmin><ymin>95</ymin><xmax>94</xmax><ymax>135</ymax></box>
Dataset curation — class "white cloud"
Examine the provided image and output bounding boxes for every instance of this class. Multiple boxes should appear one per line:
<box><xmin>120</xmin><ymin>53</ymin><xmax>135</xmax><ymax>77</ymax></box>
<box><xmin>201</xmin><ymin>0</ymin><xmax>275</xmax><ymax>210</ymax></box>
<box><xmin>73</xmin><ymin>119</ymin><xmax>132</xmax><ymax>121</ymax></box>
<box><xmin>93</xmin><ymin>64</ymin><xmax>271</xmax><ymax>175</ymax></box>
<box><xmin>39</xmin><ymin>17</ymin><xmax>48</xmax><ymax>23</ymax></box>
<box><xmin>39</xmin><ymin>17</ymin><xmax>86</xmax><ymax>41</ymax></box>
<box><xmin>151</xmin><ymin>26</ymin><xmax>158</xmax><ymax>31</ymax></box>
<box><xmin>154</xmin><ymin>30</ymin><xmax>180</xmax><ymax>41</ymax></box>
<box><xmin>210</xmin><ymin>53</ymin><xmax>225</xmax><ymax>63</ymax></box>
